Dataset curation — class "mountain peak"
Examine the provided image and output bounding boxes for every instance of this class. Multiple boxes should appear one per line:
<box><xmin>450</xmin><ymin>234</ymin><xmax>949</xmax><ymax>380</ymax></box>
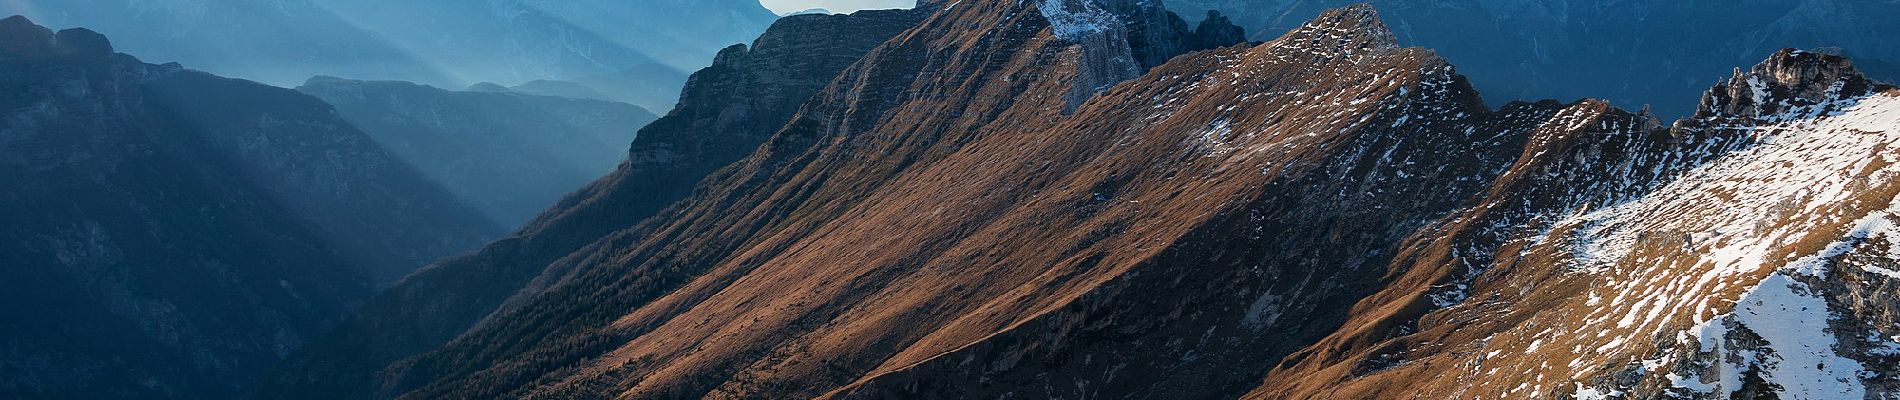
<box><xmin>1191</xmin><ymin>10</ymin><xmax>1247</xmax><ymax>49</ymax></box>
<box><xmin>1274</xmin><ymin>3</ymin><xmax>1397</xmax><ymax>55</ymax></box>
<box><xmin>712</xmin><ymin>43</ymin><xmax>749</xmax><ymax>66</ymax></box>
<box><xmin>0</xmin><ymin>17</ymin><xmax>115</xmax><ymax>59</ymax></box>
<box><xmin>1754</xmin><ymin>48</ymin><xmax>1879</xmax><ymax>97</ymax></box>
<box><xmin>53</xmin><ymin>28</ymin><xmax>112</xmax><ymax>57</ymax></box>
<box><xmin>1692</xmin><ymin>48</ymin><xmax>1892</xmax><ymax>122</ymax></box>
<box><xmin>0</xmin><ymin>15</ymin><xmax>55</xmax><ymax>56</ymax></box>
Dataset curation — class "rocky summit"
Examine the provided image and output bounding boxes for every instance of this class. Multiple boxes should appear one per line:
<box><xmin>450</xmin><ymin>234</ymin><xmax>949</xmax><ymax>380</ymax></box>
<box><xmin>258</xmin><ymin>1</ymin><xmax>1900</xmax><ymax>399</ymax></box>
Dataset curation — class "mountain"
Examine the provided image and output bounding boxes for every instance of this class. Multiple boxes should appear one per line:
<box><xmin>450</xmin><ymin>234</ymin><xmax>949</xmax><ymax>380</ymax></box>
<box><xmin>303</xmin><ymin>0</ymin><xmax>783</xmax><ymax>110</ymax></box>
<box><xmin>256</xmin><ymin>8</ymin><xmax>937</xmax><ymax>399</ymax></box>
<box><xmin>271</xmin><ymin>1</ymin><xmax>1900</xmax><ymax>399</ymax></box>
<box><xmin>1165</xmin><ymin>0</ymin><xmax>1900</xmax><ymax>118</ymax></box>
<box><xmin>1250</xmin><ymin>47</ymin><xmax>1900</xmax><ymax>400</ymax></box>
<box><xmin>0</xmin><ymin>0</ymin><xmax>447</xmax><ymax>89</ymax></box>
<box><xmin>4</xmin><ymin>0</ymin><xmax>783</xmax><ymax>110</ymax></box>
<box><xmin>0</xmin><ymin>16</ymin><xmax>499</xmax><ymax>399</ymax></box>
<box><xmin>296</xmin><ymin>77</ymin><xmax>658</xmax><ymax>228</ymax></box>
<box><xmin>465</xmin><ymin>79</ymin><xmax>622</xmax><ymax>103</ymax></box>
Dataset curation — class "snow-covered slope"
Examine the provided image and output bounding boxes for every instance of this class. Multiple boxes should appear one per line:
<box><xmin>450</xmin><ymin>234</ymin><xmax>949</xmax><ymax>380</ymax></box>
<box><xmin>1556</xmin><ymin>64</ymin><xmax>1900</xmax><ymax>399</ymax></box>
<box><xmin>1257</xmin><ymin>49</ymin><xmax>1900</xmax><ymax>399</ymax></box>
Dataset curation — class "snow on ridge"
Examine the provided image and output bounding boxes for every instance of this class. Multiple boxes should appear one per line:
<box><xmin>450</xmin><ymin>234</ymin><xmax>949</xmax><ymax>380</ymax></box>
<box><xmin>1548</xmin><ymin>92</ymin><xmax>1900</xmax><ymax>398</ymax></box>
<box><xmin>1563</xmin><ymin>93</ymin><xmax>1900</xmax><ymax>275</ymax></box>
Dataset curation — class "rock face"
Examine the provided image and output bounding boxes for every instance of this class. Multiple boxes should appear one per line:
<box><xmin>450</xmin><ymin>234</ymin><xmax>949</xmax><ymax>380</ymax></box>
<box><xmin>9</xmin><ymin>0</ymin><xmax>782</xmax><ymax>110</ymax></box>
<box><xmin>1165</xmin><ymin>0</ymin><xmax>1900</xmax><ymax>118</ymax></box>
<box><xmin>270</xmin><ymin>2</ymin><xmax>1900</xmax><ymax>399</ymax></box>
<box><xmin>0</xmin><ymin>16</ymin><xmax>498</xmax><ymax>399</ymax></box>
<box><xmin>296</xmin><ymin>77</ymin><xmax>658</xmax><ymax>228</ymax></box>
<box><xmin>255</xmin><ymin>8</ymin><xmax>934</xmax><ymax>399</ymax></box>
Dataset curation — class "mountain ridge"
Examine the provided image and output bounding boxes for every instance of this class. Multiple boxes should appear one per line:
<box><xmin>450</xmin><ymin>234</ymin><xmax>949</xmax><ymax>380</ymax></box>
<box><xmin>1165</xmin><ymin>0</ymin><xmax>1900</xmax><ymax>118</ymax></box>
<box><xmin>255</xmin><ymin>8</ymin><xmax>936</xmax><ymax>399</ymax></box>
<box><xmin>289</xmin><ymin>1</ymin><xmax>1900</xmax><ymax>398</ymax></box>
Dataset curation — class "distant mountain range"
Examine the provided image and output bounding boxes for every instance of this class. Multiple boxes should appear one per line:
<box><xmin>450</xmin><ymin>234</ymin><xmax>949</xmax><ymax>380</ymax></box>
<box><xmin>2</xmin><ymin>0</ymin><xmax>782</xmax><ymax>110</ymax></box>
<box><xmin>1166</xmin><ymin>0</ymin><xmax>1900</xmax><ymax>117</ymax></box>
<box><xmin>0</xmin><ymin>16</ymin><xmax>498</xmax><ymax>398</ymax></box>
<box><xmin>297</xmin><ymin>77</ymin><xmax>657</xmax><ymax>228</ymax></box>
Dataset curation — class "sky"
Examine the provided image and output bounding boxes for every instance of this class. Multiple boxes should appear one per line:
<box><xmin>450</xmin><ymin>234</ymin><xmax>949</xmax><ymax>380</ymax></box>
<box><xmin>758</xmin><ymin>0</ymin><xmax>914</xmax><ymax>14</ymax></box>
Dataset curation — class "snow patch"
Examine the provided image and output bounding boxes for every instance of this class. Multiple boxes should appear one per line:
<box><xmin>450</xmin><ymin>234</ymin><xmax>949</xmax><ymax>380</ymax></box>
<box><xmin>1573</xmin><ymin>385</ymin><xmax>1623</xmax><ymax>400</ymax></box>
<box><xmin>1240</xmin><ymin>291</ymin><xmax>1282</xmax><ymax>330</ymax></box>
<box><xmin>1535</xmin><ymin>93</ymin><xmax>1900</xmax><ymax>396</ymax></box>
<box><xmin>1866</xmin><ymin>265</ymin><xmax>1900</xmax><ymax>279</ymax></box>
<box><xmin>1036</xmin><ymin>0</ymin><xmax>1119</xmax><ymax>40</ymax></box>
<box><xmin>1680</xmin><ymin>273</ymin><xmax>1867</xmax><ymax>399</ymax></box>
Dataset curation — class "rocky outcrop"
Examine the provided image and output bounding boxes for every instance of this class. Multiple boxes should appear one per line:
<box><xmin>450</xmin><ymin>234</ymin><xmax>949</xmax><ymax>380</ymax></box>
<box><xmin>1038</xmin><ymin>0</ymin><xmax>1246</xmax><ymax>110</ymax></box>
<box><xmin>0</xmin><ymin>16</ymin><xmax>497</xmax><ymax>399</ymax></box>
<box><xmin>296</xmin><ymin>77</ymin><xmax>657</xmax><ymax>228</ymax></box>
<box><xmin>255</xmin><ymin>8</ymin><xmax>933</xmax><ymax>400</ymax></box>
<box><xmin>1692</xmin><ymin>48</ymin><xmax>1885</xmax><ymax>122</ymax></box>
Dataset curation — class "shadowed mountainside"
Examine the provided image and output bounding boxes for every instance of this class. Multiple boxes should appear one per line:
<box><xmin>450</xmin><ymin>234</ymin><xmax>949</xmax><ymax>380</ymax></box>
<box><xmin>256</xmin><ymin>8</ymin><xmax>938</xmax><ymax>399</ymax></box>
<box><xmin>0</xmin><ymin>16</ymin><xmax>498</xmax><ymax>399</ymax></box>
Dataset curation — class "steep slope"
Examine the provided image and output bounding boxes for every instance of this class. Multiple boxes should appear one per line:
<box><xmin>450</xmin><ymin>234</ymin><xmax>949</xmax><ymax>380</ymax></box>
<box><xmin>1165</xmin><ymin>0</ymin><xmax>1900</xmax><ymax>118</ymax></box>
<box><xmin>255</xmin><ymin>8</ymin><xmax>934</xmax><ymax>399</ymax></box>
<box><xmin>302</xmin><ymin>2</ymin><xmax>1900</xmax><ymax>399</ymax></box>
<box><xmin>296</xmin><ymin>77</ymin><xmax>657</xmax><ymax>228</ymax></box>
<box><xmin>0</xmin><ymin>17</ymin><xmax>496</xmax><ymax>399</ymax></box>
<box><xmin>1250</xmin><ymin>49</ymin><xmax>1900</xmax><ymax>400</ymax></box>
<box><xmin>331</xmin><ymin>2</ymin><xmax>1596</xmax><ymax>399</ymax></box>
<box><xmin>7</xmin><ymin>0</ymin><xmax>782</xmax><ymax>110</ymax></box>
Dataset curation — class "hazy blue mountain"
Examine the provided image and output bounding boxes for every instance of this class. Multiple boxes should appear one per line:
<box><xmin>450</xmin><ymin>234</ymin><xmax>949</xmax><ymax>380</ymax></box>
<box><xmin>255</xmin><ymin>9</ymin><xmax>935</xmax><ymax>398</ymax></box>
<box><xmin>1166</xmin><ymin>0</ymin><xmax>1900</xmax><ymax>117</ymax></box>
<box><xmin>0</xmin><ymin>16</ymin><xmax>498</xmax><ymax>398</ymax></box>
<box><xmin>467</xmin><ymin>79</ymin><xmax>622</xmax><ymax>103</ymax></box>
<box><xmin>4</xmin><ymin>0</ymin><xmax>782</xmax><ymax>110</ymax></box>
<box><xmin>1</xmin><ymin>0</ymin><xmax>449</xmax><ymax>89</ymax></box>
<box><xmin>298</xmin><ymin>77</ymin><xmax>658</xmax><ymax>228</ymax></box>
